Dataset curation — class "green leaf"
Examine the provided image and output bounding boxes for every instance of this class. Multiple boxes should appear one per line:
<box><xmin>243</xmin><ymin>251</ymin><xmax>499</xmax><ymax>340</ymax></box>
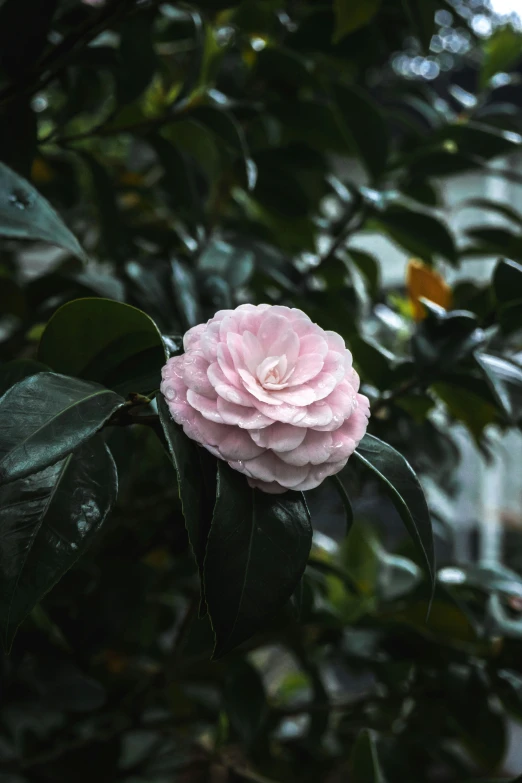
<box><xmin>38</xmin><ymin>298</ymin><xmax>167</xmax><ymax>397</ymax></box>
<box><xmin>116</xmin><ymin>12</ymin><xmax>157</xmax><ymax>105</ymax></box>
<box><xmin>465</xmin><ymin>228</ymin><xmax>522</xmax><ymax>261</ymax></box>
<box><xmin>458</xmin><ymin>198</ymin><xmax>522</xmax><ymax>227</ymax></box>
<box><xmin>474</xmin><ymin>352</ymin><xmax>522</xmax><ymax>423</ymax></box>
<box><xmin>147</xmin><ymin>133</ymin><xmax>205</xmax><ymax>227</ymax></box>
<box><xmin>445</xmin><ymin>667</ymin><xmax>506</xmax><ymax>770</ymax></box>
<box><xmin>350</xmin><ymin>729</ymin><xmax>386</xmax><ymax>783</ymax></box>
<box><xmin>197</xmin><ymin>238</ymin><xmax>255</xmax><ymax>289</ymax></box>
<box><xmin>0</xmin><ymin>438</ymin><xmax>117</xmax><ymax>648</ymax></box>
<box><xmin>0</xmin><ymin>359</ymin><xmax>48</xmax><ymax>397</ymax></box>
<box><xmin>0</xmin><ymin>161</ymin><xmax>86</xmax><ymax>261</ymax></box>
<box><xmin>333</xmin><ymin>0</ymin><xmax>381</xmax><ymax>43</ymax></box>
<box><xmin>0</xmin><ymin>372</ymin><xmax>123</xmax><ymax>486</ymax></box>
<box><xmin>189</xmin><ymin>105</ymin><xmax>257</xmax><ymax>190</ymax></box>
<box><xmin>347</xmin><ymin>249</ymin><xmax>380</xmax><ymax>299</ymax></box>
<box><xmin>496</xmin><ymin>669</ymin><xmax>522</xmax><ymax>722</ymax></box>
<box><xmin>433</xmin><ymin>381</ymin><xmax>498</xmax><ymax>444</ymax></box>
<box><xmin>157</xmin><ymin>396</ymin><xmax>213</xmax><ymax>597</ymax></box>
<box><xmin>494</xmin><ymin>258</ymin><xmax>522</xmax><ymax>304</ymax></box>
<box><xmin>80</xmin><ymin>153</ymin><xmax>130</xmax><ymax>263</ymax></box>
<box><xmin>334</xmin><ymin>84</ymin><xmax>389</xmax><ymax>182</ymax></box>
<box><xmin>375</xmin><ymin>205</ymin><xmax>457</xmax><ymax>265</ymax></box>
<box><xmin>204</xmin><ymin>463</ymin><xmax>312</xmax><ymax>658</ymax></box>
<box><xmin>223</xmin><ymin>658</ymin><xmax>267</xmax><ymax>748</ymax></box>
<box><xmin>402</xmin><ymin>0</ymin><xmax>437</xmax><ymax>52</ymax></box>
<box><xmin>170</xmin><ymin>258</ymin><xmax>202</xmax><ymax>330</ymax></box>
<box><xmin>353</xmin><ymin>434</ymin><xmax>435</xmax><ymax>592</ymax></box>
<box><xmin>481</xmin><ymin>26</ymin><xmax>522</xmax><ymax>90</ymax></box>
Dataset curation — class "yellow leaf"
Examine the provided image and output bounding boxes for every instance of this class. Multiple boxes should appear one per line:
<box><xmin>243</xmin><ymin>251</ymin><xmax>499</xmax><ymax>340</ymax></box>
<box><xmin>407</xmin><ymin>258</ymin><xmax>452</xmax><ymax>321</ymax></box>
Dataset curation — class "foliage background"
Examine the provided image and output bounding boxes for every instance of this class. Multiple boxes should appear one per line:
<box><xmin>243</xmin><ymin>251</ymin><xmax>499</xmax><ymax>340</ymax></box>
<box><xmin>2</xmin><ymin>0</ymin><xmax>522</xmax><ymax>781</ymax></box>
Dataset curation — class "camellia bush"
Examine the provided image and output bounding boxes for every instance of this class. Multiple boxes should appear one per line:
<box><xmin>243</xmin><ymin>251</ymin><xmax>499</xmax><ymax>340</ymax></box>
<box><xmin>2</xmin><ymin>0</ymin><xmax>522</xmax><ymax>780</ymax></box>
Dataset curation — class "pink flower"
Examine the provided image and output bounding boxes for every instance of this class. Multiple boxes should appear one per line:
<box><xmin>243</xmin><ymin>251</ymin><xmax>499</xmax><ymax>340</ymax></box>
<box><xmin>161</xmin><ymin>304</ymin><xmax>370</xmax><ymax>494</ymax></box>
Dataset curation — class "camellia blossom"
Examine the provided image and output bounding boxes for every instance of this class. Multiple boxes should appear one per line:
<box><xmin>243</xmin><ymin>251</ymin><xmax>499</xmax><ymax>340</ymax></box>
<box><xmin>161</xmin><ymin>304</ymin><xmax>370</xmax><ymax>493</ymax></box>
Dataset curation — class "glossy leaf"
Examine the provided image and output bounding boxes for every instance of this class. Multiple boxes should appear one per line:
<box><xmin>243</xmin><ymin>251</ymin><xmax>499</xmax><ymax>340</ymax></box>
<box><xmin>333</xmin><ymin>0</ymin><xmax>380</xmax><ymax>43</ymax></box>
<box><xmin>0</xmin><ymin>162</ymin><xmax>86</xmax><ymax>260</ymax></box>
<box><xmin>0</xmin><ymin>359</ymin><xmax>48</xmax><ymax>397</ymax></box>
<box><xmin>204</xmin><ymin>463</ymin><xmax>312</xmax><ymax>658</ymax></box>
<box><xmin>157</xmin><ymin>396</ymin><xmax>213</xmax><ymax>593</ymax></box>
<box><xmin>0</xmin><ymin>439</ymin><xmax>117</xmax><ymax>648</ymax></box>
<box><xmin>376</xmin><ymin>206</ymin><xmax>457</xmax><ymax>265</ymax></box>
<box><xmin>348</xmin><ymin>249</ymin><xmax>381</xmax><ymax>299</ymax></box>
<box><xmin>197</xmin><ymin>238</ymin><xmax>255</xmax><ymax>289</ymax></box>
<box><xmin>170</xmin><ymin>258</ymin><xmax>202</xmax><ymax>330</ymax></box>
<box><xmin>334</xmin><ymin>84</ymin><xmax>389</xmax><ymax>182</ymax></box>
<box><xmin>38</xmin><ymin>298</ymin><xmax>167</xmax><ymax>397</ymax></box>
<box><xmin>0</xmin><ymin>372</ymin><xmax>123</xmax><ymax>486</ymax></box>
<box><xmin>189</xmin><ymin>105</ymin><xmax>257</xmax><ymax>190</ymax></box>
<box><xmin>353</xmin><ymin>434</ymin><xmax>435</xmax><ymax>592</ymax></box>
<box><xmin>475</xmin><ymin>353</ymin><xmax>522</xmax><ymax>423</ymax></box>
<box><xmin>350</xmin><ymin>729</ymin><xmax>386</xmax><ymax>783</ymax></box>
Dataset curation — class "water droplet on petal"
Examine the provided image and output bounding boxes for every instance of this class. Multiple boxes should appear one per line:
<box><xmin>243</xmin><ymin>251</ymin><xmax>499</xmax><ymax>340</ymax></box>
<box><xmin>165</xmin><ymin>387</ymin><xmax>177</xmax><ymax>401</ymax></box>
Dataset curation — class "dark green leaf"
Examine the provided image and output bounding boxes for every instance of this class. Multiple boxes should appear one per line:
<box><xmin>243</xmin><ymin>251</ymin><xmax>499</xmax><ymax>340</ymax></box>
<box><xmin>223</xmin><ymin>659</ymin><xmax>267</xmax><ymax>748</ymax></box>
<box><xmin>38</xmin><ymin>298</ymin><xmax>167</xmax><ymax>397</ymax></box>
<box><xmin>116</xmin><ymin>12</ymin><xmax>157</xmax><ymax>105</ymax></box>
<box><xmin>0</xmin><ymin>359</ymin><xmax>48</xmax><ymax>397</ymax></box>
<box><xmin>80</xmin><ymin>152</ymin><xmax>130</xmax><ymax>263</ymax></box>
<box><xmin>458</xmin><ymin>198</ymin><xmax>522</xmax><ymax>227</ymax></box>
<box><xmin>474</xmin><ymin>352</ymin><xmax>522</xmax><ymax>423</ymax></box>
<box><xmin>465</xmin><ymin>228</ymin><xmax>522</xmax><ymax>261</ymax></box>
<box><xmin>189</xmin><ymin>105</ymin><xmax>256</xmax><ymax>190</ymax></box>
<box><xmin>170</xmin><ymin>258</ymin><xmax>202</xmax><ymax>330</ymax></box>
<box><xmin>197</xmin><ymin>238</ymin><xmax>254</xmax><ymax>289</ymax></box>
<box><xmin>445</xmin><ymin>667</ymin><xmax>506</xmax><ymax>769</ymax></box>
<box><xmin>375</xmin><ymin>205</ymin><xmax>457</xmax><ymax>264</ymax></box>
<box><xmin>494</xmin><ymin>258</ymin><xmax>522</xmax><ymax>304</ymax></box>
<box><xmin>496</xmin><ymin>669</ymin><xmax>522</xmax><ymax>722</ymax></box>
<box><xmin>204</xmin><ymin>463</ymin><xmax>312</xmax><ymax>658</ymax></box>
<box><xmin>157</xmin><ymin>396</ymin><xmax>213</xmax><ymax>595</ymax></box>
<box><xmin>0</xmin><ymin>161</ymin><xmax>86</xmax><ymax>260</ymax></box>
<box><xmin>0</xmin><ymin>372</ymin><xmax>124</xmax><ymax>486</ymax></box>
<box><xmin>347</xmin><ymin>249</ymin><xmax>380</xmax><ymax>299</ymax></box>
<box><xmin>0</xmin><ymin>438</ymin><xmax>117</xmax><ymax>648</ymax></box>
<box><xmin>148</xmin><ymin>133</ymin><xmax>205</xmax><ymax>227</ymax></box>
<box><xmin>350</xmin><ymin>729</ymin><xmax>386</xmax><ymax>783</ymax></box>
<box><xmin>353</xmin><ymin>434</ymin><xmax>435</xmax><ymax>592</ymax></box>
<box><xmin>412</xmin><ymin>307</ymin><xmax>484</xmax><ymax>374</ymax></box>
<box><xmin>433</xmin><ymin>381</ymin><xmax>498</xmax><ymax>443</ymax></box>
<box><xmin>334</xmin><ymin>84</ymin><xmax>389</xmax><ymax>182</ymax></box>
<box><xmin>333</xmin><ymin>0</ymin><xmax>381</xmax><ymax>43</ymax></box>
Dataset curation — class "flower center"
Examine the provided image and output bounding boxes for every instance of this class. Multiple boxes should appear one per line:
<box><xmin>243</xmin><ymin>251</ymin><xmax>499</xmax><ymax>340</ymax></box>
<box><xmin>256</xmin><ymin>355</ymin><xmax>293</xmax><ymax>390</ymax></box>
